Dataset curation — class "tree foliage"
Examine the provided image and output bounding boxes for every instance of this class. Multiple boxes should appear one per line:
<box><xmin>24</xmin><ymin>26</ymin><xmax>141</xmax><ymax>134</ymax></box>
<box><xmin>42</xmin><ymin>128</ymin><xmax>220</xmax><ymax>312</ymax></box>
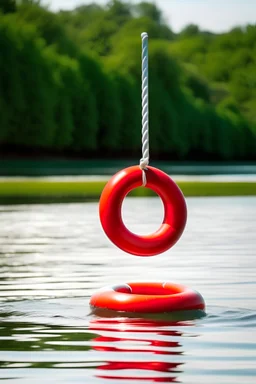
<box><xmin>0</xmin><ymin>0</ymin><xmax>16</xmax><ymax>14</ymax></box>
<box><xmin>0</xmin><ymin>1</ymin><xmax>255</xmax><ymax>160</ymax></box>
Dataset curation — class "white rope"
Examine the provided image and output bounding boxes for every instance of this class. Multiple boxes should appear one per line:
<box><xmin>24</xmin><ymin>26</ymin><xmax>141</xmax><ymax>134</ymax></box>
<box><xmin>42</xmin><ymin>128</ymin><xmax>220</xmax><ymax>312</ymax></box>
<box><xmin>140</xmin><ymin>32</ymin><xmax>149</xmax><ymax>186</ymax></box>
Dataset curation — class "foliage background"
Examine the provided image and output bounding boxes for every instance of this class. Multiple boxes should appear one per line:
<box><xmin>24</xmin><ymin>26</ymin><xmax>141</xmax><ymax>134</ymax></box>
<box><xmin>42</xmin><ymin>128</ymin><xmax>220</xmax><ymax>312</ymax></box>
<box><xmin>0</xmin><ymin>0</ymin><xmax>255</xmax><ymax>161</ymax></box>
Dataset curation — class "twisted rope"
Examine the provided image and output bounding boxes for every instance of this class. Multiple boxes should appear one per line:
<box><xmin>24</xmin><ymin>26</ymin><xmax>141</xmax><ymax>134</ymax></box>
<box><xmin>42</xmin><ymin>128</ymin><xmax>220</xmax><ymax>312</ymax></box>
<box><xmin>140</xmin><ymin>32</ymin><xmax>149</xmax><ymax>186</ymax></box>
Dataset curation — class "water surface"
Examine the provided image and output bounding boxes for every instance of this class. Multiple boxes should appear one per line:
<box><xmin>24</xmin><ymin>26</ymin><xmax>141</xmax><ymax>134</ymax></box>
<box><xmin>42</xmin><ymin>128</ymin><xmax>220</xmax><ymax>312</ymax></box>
<box><xmin>0</xmin><ymin>197</ymin><xmax>255</xmax><ymax>383</ymax></box>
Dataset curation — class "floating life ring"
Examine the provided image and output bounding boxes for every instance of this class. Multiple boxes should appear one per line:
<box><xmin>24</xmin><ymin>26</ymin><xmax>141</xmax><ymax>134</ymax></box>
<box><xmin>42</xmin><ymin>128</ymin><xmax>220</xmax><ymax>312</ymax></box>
<box><xmin>99</xmin><ymin>165</ymin><xmax>187</xmax><ymax>256</ymax></box>
<box><xmin>90</xmin><ymin>282</ymin><xmax>205</xmax><ymax>313</ymax></box>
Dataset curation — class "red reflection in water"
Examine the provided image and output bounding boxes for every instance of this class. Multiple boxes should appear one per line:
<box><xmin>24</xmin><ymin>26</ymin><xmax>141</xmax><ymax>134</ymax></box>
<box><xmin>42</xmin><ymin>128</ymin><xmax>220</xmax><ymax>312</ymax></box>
<box><xmin>98</xmin><ymin>374</ymin><xmax>180</xmax><ymax>382</ymax></box>
<box><xmin>89</xmin><ymin>317</ymin><xmax>190</xmax><ymax>382</ymax></box>
<box><xmin>89</xmin><ymin>318</ymin><xmax>189</xmax><ymax>336</ymax></box>
<box><xmin>97</xmin><ymin>361</ymin><xmax>183</xmax><ymax>382</ymax></box>
<box><xmin>93</xmin><ymin>335</ymin><xmax>181</xmax><ymax>355</ymax></box>
<box><xmin>98</xmin><ymin>376</ymin><xmax>179</xmax><ymax>383</ymax></box>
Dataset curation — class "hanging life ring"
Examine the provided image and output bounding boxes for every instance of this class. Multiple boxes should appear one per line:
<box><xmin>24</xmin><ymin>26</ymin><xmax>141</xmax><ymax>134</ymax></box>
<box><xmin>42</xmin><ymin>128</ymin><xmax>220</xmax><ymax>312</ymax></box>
<box><xmin>90</xmin><ymin>282</ymin><xmax>205</xmax><ymax>313</ymax></box>
<box><xmin>99</xmin><ymin>165</ymin><xmax>187</xmax><ymax>256</ymax></box>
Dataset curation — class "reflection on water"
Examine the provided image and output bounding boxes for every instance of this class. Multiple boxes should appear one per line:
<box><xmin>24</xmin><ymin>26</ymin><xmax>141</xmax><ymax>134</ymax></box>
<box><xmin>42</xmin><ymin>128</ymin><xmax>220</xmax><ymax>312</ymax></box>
<box><xmin>1</xmin><ymin>309</ymin><xmax>255</xmax><ymax>383</ymax></box>
<box><xmin>0</xmin><ymin>197</ymin><xmax>256</xmax><ymax>383</ymax></box>
<box><xmin>90</xmin><ymin>318</ymin><xmax>185</xmax><ymax>382</ymax></box>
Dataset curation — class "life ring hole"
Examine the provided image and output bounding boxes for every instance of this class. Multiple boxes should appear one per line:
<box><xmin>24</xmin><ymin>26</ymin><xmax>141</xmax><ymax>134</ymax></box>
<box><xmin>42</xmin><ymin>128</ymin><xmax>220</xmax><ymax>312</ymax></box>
<box><xmin>113</xmin><ymin>283</ymin><xmax>183</xmax><ymax>296</ymax></box>
<box><xmin>113</xmin><ymin>284</ymin><xmax>132</xmax><ymax>294</ymax></box>
<box><xmin>130</xmin><ymin>286</ymin><xmax>181</xmax><ymax>296</ymax></box>
<box><xmin>121</xmin><ymin>188</ymin><xmax>164</xmax><ymax>235</ymax></box>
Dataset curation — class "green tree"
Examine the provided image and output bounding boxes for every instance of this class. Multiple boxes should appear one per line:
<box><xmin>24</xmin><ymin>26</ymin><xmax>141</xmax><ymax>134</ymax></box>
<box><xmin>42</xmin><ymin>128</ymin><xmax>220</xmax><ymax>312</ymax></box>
<box><xmin>134</xmin><ymin>1</ymin><xmax>163</xmax><ymax>25</ymax></box>
<box><xmin>58</xmin><ymin>4</ymin><xmax>104</xmax><ymax>31</ymax></box>
<box><xmin>111</xmin><ymin>73</ymin><xmax>141</xmax><ymax>153</ymax></box>
<box><xmin>230</xmin><ymin>65</ymin><xmax>256</xmax><ymax>103</ymax></box>
<box><xmin>180</xmin><ymin>24</ymin><xmax>200</xmax><ymax>38</ymax></box>
<box><xmin>111</xmin><ymin>16</ymin><xmax>173</xmax><ymax>48</ymax></box>
<box><xmin>183</xmin><ymin>67</ymin><xmax>211</xmax><ymax>102</ymax></box>
<box><xmin>78</xmin><ymin>17</ymin><xmax>117</xmax><ymax>56</ymax></box>
<box><xmin>0</xmin><ymin>0</ymin><xmax>255</xmax><ymax>160</ymax></box>
<box><xmin>79</xmin><ymin>54</ymin><xmax>121</xmax><ymax>151</ymax></box>
<box><xmin>17</xmin><ymin>2</ymin><xmax>77</xmax><ymax>57</ymax></box>
<box><xmin>0</xmin><ymin>0</ymin><xmax>16</xmax><ymax>13</ymax></box>
<box><xmin>0</xmin><ymin>15</ymin><xmax>56</xmax><ymax>148</ymax></box>
<box><xmin>71</xmin><ymin>59</ymin><xmax>99</xmax><ymax>151</ymax></box>
<box><xmin>45</xmin><ymin>50</ymin><xmax>75</xmax><ymax>149</ymax></box>
<box><xmin>106</xmin><ymin>0</ymin><xmax>131</xmax><ymax>27</ymax></box>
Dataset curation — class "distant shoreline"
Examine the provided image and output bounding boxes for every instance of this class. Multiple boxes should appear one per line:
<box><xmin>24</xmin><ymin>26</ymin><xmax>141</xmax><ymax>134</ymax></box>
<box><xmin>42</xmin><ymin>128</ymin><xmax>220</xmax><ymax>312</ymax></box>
<box><xmin>0</xmin><ymin>179</ymin><xmax>255</xmax><ymax>205</ymax></box>
<box><xmin>1</xmin><ymin>159</ymin><xmax>256</xmax><ymax>177</ymax></box>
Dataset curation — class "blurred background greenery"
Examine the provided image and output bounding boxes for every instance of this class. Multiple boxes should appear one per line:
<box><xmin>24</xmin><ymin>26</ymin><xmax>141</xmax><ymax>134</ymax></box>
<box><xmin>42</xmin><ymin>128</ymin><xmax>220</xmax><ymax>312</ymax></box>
<box><xmin>0</xmin><ymin>0</ymin><xmax>255</xmax><ymax>164</ymax></box>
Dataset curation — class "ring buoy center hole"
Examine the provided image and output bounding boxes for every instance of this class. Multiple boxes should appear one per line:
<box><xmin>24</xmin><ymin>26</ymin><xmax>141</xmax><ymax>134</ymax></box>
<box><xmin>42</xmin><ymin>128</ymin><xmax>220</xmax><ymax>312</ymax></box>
<box><xmin>121</xmin><ymin>189</ymin><xmax>164</xmax><ymax>235</ymax></box>
<box><xmin>113</xmin><ymin>283</ymin><xmax>182</xmax><ymax>296</ymax></box>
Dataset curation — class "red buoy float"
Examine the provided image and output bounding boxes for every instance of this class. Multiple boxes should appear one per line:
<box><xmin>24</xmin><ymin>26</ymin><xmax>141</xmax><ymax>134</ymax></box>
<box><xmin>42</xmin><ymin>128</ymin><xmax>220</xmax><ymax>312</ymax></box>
<box><xmin>99</xmin><ymin>165</ymin><xmax>187</xmax><ymax>257</ymax></box>
<box><xmin>90</xmin><ymin>281</ymin><xmax>205</xmax><ymax>313</ymax></box>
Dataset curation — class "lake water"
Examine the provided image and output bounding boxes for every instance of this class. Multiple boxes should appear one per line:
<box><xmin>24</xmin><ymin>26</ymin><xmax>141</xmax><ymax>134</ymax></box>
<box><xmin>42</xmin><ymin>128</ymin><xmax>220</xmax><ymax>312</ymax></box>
<box><xmin>0</xmin><ymin>196</ymin><xmax>255</xmax><ymax>383</ymax></box>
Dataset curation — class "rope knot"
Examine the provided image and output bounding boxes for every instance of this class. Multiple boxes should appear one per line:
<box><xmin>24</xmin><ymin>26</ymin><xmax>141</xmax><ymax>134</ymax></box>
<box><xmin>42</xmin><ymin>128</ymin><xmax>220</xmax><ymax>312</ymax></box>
<box><xmin>140</xmin><ymin>158</ymin><xmax>149</xmax><ymax>170</ymax></box>
<box><xmin>140</xmin><ymin>158</ymin><xmax>149</xmax><ymax>186</ymax></box>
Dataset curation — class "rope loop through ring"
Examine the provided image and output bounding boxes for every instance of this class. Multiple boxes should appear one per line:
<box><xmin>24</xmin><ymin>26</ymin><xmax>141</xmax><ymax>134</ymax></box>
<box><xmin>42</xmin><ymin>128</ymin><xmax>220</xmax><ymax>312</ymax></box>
<box><xmin>139</xmin><ymin>158</ymin><xmax>148</xmax><ymax>186</ymax></box>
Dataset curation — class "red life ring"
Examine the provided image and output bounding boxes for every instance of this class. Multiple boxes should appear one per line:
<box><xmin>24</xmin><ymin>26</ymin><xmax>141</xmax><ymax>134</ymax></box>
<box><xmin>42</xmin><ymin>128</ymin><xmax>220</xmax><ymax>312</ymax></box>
<box><xmin>89</xmin><ymin>282</ymin><xmax>205</xmax><ymax>313</ymax></box>
<box><xmin>99</xmin><ymin>165</ymin><xmax>187</xmax><ymax>256</ymax></box>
